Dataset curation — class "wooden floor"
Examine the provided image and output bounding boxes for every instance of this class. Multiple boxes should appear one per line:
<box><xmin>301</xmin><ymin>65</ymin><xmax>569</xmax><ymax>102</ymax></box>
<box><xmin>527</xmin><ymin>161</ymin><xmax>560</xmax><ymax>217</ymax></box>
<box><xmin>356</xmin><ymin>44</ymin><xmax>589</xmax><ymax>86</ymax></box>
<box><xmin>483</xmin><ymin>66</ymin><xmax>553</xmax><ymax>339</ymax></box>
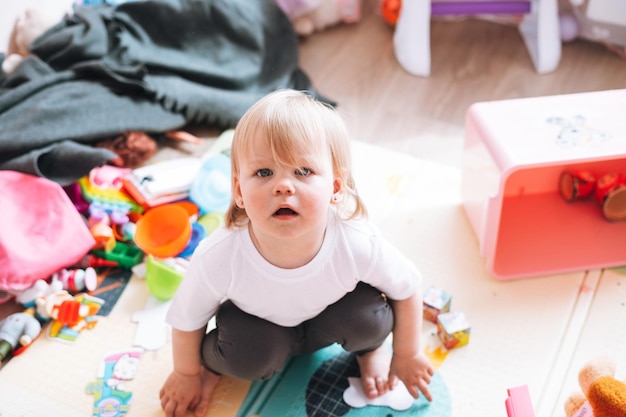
<box><xmin>296</xmin><ymin>4</ymin><xmax>626</xmax><ymax>168</ymax></box>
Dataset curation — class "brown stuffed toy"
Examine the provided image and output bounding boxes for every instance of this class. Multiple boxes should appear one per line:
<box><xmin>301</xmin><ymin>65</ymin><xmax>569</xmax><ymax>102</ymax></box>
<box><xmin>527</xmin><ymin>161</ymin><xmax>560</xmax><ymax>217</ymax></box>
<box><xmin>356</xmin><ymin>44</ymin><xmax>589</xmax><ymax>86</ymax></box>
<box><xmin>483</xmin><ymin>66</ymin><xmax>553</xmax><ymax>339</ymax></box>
<box><xmin>4</xmin><ymin>7</ymin><xmax>68</xmax><ymax>74</ymax></box>
<box><xmin>564</xmin><ymin>355</ymin><xmax>626</xmax><ymax>417</ymax></box>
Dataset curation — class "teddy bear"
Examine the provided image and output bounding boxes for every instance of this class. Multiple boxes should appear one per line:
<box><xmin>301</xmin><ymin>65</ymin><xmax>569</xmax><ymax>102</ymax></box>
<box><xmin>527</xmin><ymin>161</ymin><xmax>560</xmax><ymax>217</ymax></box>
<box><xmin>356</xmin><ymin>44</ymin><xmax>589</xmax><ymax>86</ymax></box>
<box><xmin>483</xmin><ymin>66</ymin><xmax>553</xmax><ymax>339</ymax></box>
<box><xmin>275</xmin><ymin>0</ymin><xmax>362</xmax><ymax>37</ymax></box>
<box><xmin>3</xmin><ymin>6</ymin><xmax>70</xmax><ymax>74</ymax></box>
<box><xmin>564</xmin><ymin>355</ymin><xmax>626</xmax><ymax>417</ymax></box>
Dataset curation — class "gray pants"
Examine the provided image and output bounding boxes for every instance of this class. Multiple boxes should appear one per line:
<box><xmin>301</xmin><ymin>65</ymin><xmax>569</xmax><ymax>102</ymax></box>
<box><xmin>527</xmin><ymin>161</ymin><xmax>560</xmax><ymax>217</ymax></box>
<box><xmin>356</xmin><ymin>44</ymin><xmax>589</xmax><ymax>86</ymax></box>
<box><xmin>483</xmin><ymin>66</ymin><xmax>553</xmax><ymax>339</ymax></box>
<box><xmin>200</xmin><ymin>283</ymin><xmax>394</xmax><ymax>380</ymax></box>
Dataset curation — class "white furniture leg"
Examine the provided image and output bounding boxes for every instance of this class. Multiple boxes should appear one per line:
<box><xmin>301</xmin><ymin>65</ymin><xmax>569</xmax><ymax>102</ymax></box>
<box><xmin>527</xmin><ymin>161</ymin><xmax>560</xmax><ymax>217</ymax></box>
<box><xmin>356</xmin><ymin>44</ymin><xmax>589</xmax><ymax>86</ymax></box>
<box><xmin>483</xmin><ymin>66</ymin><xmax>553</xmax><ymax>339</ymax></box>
<box><xmin>393</xmin><ymin>0</ymin><xmax>562</xmax><ymax>77</ymax></box>
<box><xmin>519</xmin><ymin>0</ymin><xmax>561</xmax><ymax>73</ymax></box>
<box><xmin>393</xmin><ymin>0</ymin><xmax>431</xmax><ymax>77</ymax></box>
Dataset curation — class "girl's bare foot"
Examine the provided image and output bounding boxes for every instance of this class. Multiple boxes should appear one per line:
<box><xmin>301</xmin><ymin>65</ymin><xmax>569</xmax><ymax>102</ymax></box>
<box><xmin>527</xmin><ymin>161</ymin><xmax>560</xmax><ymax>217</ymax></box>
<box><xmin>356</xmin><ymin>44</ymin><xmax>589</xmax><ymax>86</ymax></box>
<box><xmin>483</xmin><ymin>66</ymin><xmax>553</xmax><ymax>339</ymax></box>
<box><xmin>356</xmin><ymin>345</ymin><xmax>394</xmax><ymax>399</ymax></box>
<box><xmin>194</xmin><ymin>368</ymin><xmax>222</xmax><ymax>417</ymax></box>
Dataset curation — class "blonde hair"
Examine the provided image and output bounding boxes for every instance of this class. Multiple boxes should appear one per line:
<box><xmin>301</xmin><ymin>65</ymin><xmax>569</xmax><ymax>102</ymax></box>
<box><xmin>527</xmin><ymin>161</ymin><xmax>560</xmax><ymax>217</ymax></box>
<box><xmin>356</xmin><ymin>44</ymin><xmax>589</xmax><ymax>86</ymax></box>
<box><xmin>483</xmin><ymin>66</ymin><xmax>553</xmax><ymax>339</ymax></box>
<box><xmin>225</xmin><ymin>89</ymin><xmax>367</xmax><ymax>228</ymax></box>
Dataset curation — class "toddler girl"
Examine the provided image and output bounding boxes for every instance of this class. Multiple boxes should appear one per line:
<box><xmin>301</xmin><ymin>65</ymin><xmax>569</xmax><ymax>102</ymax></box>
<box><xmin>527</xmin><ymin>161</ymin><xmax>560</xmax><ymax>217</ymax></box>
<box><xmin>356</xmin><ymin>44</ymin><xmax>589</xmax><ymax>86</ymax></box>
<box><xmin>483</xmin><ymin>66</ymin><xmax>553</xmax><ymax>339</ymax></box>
<box><xmin>159</xmin><ymin>89</ymin><xmax>434</xmax><ymax>417</ymax></box>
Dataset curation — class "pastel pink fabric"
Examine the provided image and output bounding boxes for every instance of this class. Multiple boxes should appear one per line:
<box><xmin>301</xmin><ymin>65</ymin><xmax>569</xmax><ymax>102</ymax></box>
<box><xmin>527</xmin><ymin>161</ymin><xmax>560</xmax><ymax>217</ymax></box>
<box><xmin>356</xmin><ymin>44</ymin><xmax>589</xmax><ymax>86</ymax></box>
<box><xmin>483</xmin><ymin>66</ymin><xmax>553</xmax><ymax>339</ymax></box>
<box><xmin>0</xmin><ymin>171</ymin><xmax>95</xmax><ymax>293</ymax></box>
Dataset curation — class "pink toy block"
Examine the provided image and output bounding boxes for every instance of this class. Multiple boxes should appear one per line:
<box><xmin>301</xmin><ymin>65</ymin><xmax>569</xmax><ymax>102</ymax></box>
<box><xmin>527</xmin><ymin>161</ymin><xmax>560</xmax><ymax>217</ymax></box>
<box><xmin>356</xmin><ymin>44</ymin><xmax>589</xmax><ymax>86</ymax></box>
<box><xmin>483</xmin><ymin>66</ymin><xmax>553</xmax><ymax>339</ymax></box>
<box><xmin>505</xmin><ymin>385</ymin><xmax>536</xmax><ymax>417</ymax></box>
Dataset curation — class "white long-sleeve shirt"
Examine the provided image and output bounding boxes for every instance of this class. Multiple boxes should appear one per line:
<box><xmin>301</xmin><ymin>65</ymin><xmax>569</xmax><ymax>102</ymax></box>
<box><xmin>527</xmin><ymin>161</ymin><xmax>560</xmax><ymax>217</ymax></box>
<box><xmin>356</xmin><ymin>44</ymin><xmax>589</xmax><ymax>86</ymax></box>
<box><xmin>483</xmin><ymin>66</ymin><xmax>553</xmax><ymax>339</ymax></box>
<box><xmin>166</xmin><ymin>210</ymin><xmax>421</xmax><ymax>330</ymax></box>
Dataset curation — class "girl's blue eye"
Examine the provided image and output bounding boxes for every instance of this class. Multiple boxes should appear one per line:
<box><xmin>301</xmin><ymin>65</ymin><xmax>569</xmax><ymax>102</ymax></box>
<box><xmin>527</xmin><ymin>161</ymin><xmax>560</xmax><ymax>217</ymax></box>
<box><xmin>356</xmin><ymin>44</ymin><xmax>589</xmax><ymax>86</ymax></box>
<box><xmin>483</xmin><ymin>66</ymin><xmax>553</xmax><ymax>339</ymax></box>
<box><xmin>256</xmin><ymin>168</ymin><xmax>272</xmax><ymax>177</ymax></box>
<box><xmin>296</xmin><ymin>167</ymin><xmax>312</xmax><ymax>176</ymax></box>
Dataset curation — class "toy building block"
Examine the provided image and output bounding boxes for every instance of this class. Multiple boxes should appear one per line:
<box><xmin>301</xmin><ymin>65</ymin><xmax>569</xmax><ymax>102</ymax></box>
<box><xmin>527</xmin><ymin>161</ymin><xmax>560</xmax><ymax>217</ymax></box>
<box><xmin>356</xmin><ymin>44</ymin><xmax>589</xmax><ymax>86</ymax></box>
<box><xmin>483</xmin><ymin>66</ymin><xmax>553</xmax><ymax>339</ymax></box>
<box><xmin>423</xmin><ymin>285</ymin><xmax>452</xmax><ymax>323</ymax></box>
<box><xmin>436</xmin><ymin>311</ymin><xmax>471</xmax><ymax>349</ymax></box>
<box><xmin>505</xmin><ymin>385</ymin><xmax>536</xmax><ymax>417</ymax></box>
<box><xmin>92</xmin><ymin>242</ymin><xmax>144</xmax><ymax>270</ymax></box>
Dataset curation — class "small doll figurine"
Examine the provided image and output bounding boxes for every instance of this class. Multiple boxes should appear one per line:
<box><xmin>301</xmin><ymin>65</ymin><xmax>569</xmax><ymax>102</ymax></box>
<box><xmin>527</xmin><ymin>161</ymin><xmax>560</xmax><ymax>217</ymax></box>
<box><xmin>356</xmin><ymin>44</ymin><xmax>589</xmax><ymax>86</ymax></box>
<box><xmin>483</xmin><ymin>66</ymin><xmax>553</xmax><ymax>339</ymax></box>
<box><xmin>0</xmin><ymin>310</ymin><xmax>42</xmax><ymax>361</ymax></box>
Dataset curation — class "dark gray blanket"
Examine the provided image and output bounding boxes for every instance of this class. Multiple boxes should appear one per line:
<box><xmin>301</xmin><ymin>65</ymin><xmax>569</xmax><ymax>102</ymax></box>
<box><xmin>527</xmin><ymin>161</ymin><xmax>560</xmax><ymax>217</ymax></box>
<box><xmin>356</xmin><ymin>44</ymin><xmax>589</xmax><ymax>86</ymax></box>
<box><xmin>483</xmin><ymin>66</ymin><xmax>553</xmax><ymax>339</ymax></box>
<box><xmin>0</xmin><ymin>0</ymin><xmax>328</xmax><ymax>185</ymax></box>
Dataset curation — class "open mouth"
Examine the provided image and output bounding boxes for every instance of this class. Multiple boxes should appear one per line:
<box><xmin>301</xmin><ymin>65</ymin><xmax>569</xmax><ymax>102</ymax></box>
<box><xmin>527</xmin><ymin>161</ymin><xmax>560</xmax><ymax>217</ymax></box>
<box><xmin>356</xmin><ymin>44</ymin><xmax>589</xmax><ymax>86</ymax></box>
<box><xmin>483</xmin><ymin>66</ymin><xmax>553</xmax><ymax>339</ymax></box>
<box><xmin>274</xmin><ymin>207</ymin><xmax>298</xmax><ymax>216</ymax></box>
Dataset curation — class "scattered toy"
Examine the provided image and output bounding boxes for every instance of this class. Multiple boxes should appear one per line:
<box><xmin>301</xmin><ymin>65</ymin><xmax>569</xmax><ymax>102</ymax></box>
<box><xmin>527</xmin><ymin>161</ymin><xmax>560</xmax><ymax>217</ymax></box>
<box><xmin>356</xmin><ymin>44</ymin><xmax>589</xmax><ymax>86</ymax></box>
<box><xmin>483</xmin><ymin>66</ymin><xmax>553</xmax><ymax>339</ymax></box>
<box><xmin>132</xmin><ymin>296</ymin><xmax>172</xmax><ymax>350</ymax></box>
<box><xmin>564</xmin><ymin>355</ymin><xmax>626</xmax><ymax>417</ymax></box>
<box><xmin>35</xmin><ymin>289</ymin><xmax>104</xmax><ymax>343</ymax></box>
<box><xmin>423</xmin><ymin>285</ymin><xmax>451</xmax><ymax>324</ymax></box>
<box><xmin>87</xmin><ymin>348</ymin><xmax>144</xmax><ymax>417</ymax></box>
<box><xmin>343</xmin><ymin>376</ymin><xmax>414</xmax><ymax>410</ymax></box>
<box><xmin>505</xmin><ymin>385</ymin><xmax>536</xmax><ymax>417</ymax></box>
<box><xmin>0</xmin><ymin>309</ymin><xmax>41</xmax><ymax>362</ymax></box>
<box><xmin>436</xmin><ymin>311</ymin><xmax>471</xmax><ymax>350</ymax></box>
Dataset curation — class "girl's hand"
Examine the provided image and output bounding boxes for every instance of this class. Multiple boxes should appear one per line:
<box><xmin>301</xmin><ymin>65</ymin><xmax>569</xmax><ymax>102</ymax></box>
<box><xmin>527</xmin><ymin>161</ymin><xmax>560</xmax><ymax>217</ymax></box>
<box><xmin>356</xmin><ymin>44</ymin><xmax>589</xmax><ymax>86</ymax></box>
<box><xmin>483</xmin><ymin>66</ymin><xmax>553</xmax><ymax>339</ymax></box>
<box><xmin>160</xmin><ymin>370</ymin><xmax>203</xmax><ymax>417</ymax></box>
<box><xmin>389</xmin><ymin>352</ymin><xmax>434</xmax><ymax>401</ymax></box>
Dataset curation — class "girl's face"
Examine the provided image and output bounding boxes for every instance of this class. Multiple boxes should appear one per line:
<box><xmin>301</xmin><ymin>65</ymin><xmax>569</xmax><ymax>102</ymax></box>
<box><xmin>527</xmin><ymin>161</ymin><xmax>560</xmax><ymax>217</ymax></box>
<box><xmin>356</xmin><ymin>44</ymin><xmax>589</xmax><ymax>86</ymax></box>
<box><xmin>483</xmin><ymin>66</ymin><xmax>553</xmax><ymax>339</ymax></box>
<box><xmin>233</xmin><ymin>132</ymin><xmax>341</xmax><ymax>245</ymax></box>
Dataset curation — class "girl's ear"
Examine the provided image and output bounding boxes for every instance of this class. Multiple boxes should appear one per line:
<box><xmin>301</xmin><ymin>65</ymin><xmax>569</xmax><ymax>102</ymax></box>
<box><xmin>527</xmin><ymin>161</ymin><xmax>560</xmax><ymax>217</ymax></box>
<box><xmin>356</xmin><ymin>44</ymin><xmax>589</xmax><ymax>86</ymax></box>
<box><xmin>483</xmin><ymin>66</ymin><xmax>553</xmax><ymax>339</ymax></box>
<box><xmin>331</xmin><ymin>177</ymin><xmax>344</xmax><ymax>204</ymax></box>
<box><xmin>233</xmin><ymin>176</ymin><xmax>244</xmax><ymax>208</ymax></box>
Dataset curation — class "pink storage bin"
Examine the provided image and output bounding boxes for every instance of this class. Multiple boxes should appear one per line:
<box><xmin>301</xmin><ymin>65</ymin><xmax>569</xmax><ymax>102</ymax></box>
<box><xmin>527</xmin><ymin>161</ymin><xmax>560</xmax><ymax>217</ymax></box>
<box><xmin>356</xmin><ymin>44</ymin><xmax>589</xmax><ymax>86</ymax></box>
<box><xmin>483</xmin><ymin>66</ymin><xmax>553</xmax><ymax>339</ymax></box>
<box><xmin>462</xmin><ymin>89</ymin><xmax>626</xmax><ymax>279</ymax></box>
